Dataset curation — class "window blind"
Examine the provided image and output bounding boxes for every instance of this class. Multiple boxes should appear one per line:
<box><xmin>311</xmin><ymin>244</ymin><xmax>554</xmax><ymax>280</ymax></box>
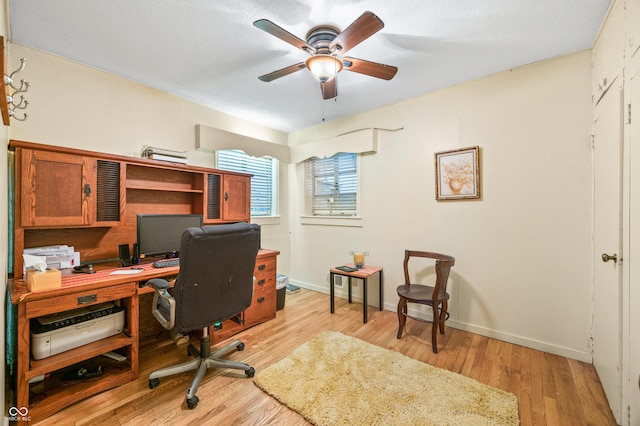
<box><xmin>217</xmin><ymin>150</ymin><xmax>273</xmax><ymax>217</ymax></box>
<box><xmin>305</xmin><ymin>153</ymin><xmax>357</xmax><ymax>216</ymax></box>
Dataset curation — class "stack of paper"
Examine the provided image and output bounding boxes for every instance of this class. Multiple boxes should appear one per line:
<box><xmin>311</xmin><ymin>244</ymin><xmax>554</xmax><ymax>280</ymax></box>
<box><xmin>23</xmin><ymin>245</ymin><xmax>79</xmax><ymax>271</ymax></box>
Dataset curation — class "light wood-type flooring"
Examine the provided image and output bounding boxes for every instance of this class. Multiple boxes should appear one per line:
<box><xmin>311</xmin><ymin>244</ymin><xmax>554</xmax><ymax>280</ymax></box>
<box><xmin>36</xmin><ymin>289</ymin><xmax>616</xmax><ymax>426</ymax></box>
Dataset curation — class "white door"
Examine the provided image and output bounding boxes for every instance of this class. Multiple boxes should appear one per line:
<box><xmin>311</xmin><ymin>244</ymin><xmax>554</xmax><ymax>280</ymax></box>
<box><xmin>628</xmin><ymin>52</ymin><xmax>640</xmax><ymax>426</ymax></box>
<box><xmin>593</xmin><ymin>86</ymin><xmax>623</xmax><ymax>423</ymax></box>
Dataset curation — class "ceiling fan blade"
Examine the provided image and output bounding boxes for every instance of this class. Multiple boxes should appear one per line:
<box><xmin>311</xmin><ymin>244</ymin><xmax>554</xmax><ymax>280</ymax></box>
<box><xmin>329</xmin><ymin>11</ymin><xmax>384</xmax><ymax>54</ymax></box>
<box><xmin>321</xmin><ymin>78</ymin><xmax>337</xmax><ymax>99</ymax></box>
<box><xmin>253</xmin><ymin>19</ymin><xmax>315</xmax><ymax>54</ymax></box>
<box><xmin>258</xmin><ymin>62</ymin><xmax>306</xmax><ymax>82</ymax></box>
<box><xmin>342</xmin><ymin>57</ymin><xmax>398</xmax><ymax>80</ymax></box>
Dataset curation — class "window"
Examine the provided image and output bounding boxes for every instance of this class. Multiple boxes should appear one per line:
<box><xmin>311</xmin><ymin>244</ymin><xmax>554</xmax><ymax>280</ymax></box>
<box><xmin>217</xmin><ymin>150</ymin><xmax>277</xmax><ymax>217</ymax></box>
<box><xmin>305</xmin><ymin>152</ymin><xmax>358</xmax><ymax>216</ymax></box>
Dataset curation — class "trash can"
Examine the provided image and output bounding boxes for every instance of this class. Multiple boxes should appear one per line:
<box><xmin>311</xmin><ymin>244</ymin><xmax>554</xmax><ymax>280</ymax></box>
<box><xmin>276</xmin><ymin>273</ymin><xmax>288</xmax><ymax>310</ymax></box>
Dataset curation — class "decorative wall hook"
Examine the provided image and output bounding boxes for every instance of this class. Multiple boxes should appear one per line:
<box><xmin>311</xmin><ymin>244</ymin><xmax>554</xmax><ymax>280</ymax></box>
<box><xmin>4</xmin><ymin>57</ymin><xmax>30</xmax><ymax>121</ymax></box>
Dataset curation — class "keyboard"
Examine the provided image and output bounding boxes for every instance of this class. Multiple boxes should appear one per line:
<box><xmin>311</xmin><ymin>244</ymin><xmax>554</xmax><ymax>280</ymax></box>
<box><xmin>152</xmin><ymin>258</ymin><xmax>180</xmax><ymax>268</ymax></box>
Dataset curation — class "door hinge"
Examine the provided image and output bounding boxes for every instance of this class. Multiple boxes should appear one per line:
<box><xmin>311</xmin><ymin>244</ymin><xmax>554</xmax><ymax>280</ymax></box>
<box><xmin>590</xmin><ymin>134</ymin><xmax>595</xmax><ymax>149</ymax></box>
<box><xmin>625</xmin><ymin>103</ymin><xmax>631</xmax><ymax>124</ymax></box>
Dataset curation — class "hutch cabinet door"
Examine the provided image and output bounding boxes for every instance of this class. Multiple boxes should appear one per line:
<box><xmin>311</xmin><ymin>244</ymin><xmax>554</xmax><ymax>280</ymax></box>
<box><xmin>222</xmin><ymin>174</ymin><xmax>251</xmax><ymax>222</ymax></box>
<box><xmin>20</xmin><ymin>149</ymin><xmax>96</xmax><ymax>227</ymax></box>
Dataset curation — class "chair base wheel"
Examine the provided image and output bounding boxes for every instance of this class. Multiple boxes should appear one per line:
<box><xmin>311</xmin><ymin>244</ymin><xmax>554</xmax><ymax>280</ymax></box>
<box><xmin>237</xmin><ymin>342</ymin><xmax>245</xmax><ymax>351</ymax></box>
<box><xmin>149</xmin><ymin>378</ymin><xmax>160</xmax><ymax>389</ymax></box>
<box><xmin>245</xmin><ymin>367</ymin><xmax>255</xmax><ymax>378</ymax></box>
<box><xmin>186</xmin><ymin>395</ymin><xmax>199</xmax><ymax>409</ymax></box>
<box><xmin>188</xmin><ymin>344</ymin><xmax>200</xmax><ymax>357</ymax></box>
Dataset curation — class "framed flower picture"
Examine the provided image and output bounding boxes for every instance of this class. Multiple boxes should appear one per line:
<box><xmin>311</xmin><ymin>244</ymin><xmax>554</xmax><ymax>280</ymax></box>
<box><xmin>435</xmin><ymin>146</ymin><xmax>480</xmax><ymax>200</ymax></box>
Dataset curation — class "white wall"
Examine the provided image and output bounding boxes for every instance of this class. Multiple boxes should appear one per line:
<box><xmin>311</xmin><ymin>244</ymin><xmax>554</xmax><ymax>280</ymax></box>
<box><xmin>289</xmin><ymin>51</ymin><xmax>594</xmax><ymax>361</ymax></box>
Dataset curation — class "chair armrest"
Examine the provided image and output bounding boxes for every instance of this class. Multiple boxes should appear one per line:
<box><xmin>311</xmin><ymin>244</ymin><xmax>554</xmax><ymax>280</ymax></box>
<box><xmin>147</xmin><ymin>278</ymin><xmax>171</xmax><ymax>290</ymax></box>
<box><xmin>149</xmin><ymin>278</ymin><xmax>176</xmax><ymax>330</ymax></box>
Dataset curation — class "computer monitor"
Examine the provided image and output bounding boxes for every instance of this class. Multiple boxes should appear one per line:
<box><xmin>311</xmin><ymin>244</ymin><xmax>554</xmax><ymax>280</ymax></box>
<box><xmin>136</xmin><ymin>214</ymin><xmax>203</xmax><ymax>259</ymax></box>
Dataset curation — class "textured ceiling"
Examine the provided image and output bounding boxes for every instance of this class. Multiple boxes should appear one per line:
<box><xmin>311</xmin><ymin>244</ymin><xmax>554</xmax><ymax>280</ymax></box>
<box><xmin>8</xmin><ymin>0</ymin><xmax>611</xmax><ymax>132</ymax></box>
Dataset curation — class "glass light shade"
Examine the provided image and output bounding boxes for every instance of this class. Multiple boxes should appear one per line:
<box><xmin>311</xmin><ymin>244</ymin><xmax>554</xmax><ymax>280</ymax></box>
<box><xmin>305</xmin><ymin>55</ymin><xmax>343</xmax><ymax>83</ymax></box>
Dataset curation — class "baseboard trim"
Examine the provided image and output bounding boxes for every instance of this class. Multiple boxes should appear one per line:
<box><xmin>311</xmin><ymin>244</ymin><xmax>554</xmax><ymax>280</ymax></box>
<box><xmin>289</xmin><ymin>279</ymin><xmax>592</xmax><ymax>363</ymax></box>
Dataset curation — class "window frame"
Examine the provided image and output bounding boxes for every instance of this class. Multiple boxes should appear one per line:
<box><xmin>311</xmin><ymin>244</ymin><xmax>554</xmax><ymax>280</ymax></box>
<box><xmin>301</xmin><ymin>152</ymin><xmax>362</xmax><ymax>227</ymax></box>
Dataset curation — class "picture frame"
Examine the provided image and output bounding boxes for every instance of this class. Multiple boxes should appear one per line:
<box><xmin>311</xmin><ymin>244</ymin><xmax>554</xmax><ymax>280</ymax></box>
<box><xmin>435</xmin><ymin>146</ymin><xmax>480</xmax><ymax>200</ymax></box>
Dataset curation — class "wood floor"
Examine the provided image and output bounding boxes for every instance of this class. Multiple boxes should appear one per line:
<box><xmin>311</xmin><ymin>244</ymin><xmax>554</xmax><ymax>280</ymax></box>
<box><xmin>36</xmin><ymin>289</ymin><xmax>616</xmax><ymax>426</ymax></box>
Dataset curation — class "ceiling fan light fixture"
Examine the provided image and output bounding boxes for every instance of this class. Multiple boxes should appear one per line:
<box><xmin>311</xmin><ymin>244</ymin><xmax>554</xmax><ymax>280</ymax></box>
<box><xmin>305</xmin><ymin>55</ymin><xmax>343</xmax><ymax>83</ymax></box>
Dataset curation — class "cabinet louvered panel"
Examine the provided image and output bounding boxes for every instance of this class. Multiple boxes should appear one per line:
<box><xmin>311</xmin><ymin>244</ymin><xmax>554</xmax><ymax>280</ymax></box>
<box><xmin>96</xmin><ymin>160</ymin><xmax>120</xmax><ymax>222</ymax></box>
<box><xmin>207</xmin><ymin>173</ymin><xmax>221</xmax><ymax>220</ymax></box>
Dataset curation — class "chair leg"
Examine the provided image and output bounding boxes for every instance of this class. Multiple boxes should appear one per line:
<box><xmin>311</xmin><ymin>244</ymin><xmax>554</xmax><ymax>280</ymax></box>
<box><xmin>431</xmin><ymin>304</ymin><xmax>439</xmax><ymax>353</ymax></box>
<box><xmin>397</xmin><ymin>297</ymin><xmax>407</xmax><ymax>339</ymax></box>
<box><xmin>439</xmin><ymin>301</ymin><xmax>448</xmax><ymax>334</ymax></box>
<box><xmin>149</xmin><ymin>357</ymin><xmax>201</xmax><ymax>381</ymax></box>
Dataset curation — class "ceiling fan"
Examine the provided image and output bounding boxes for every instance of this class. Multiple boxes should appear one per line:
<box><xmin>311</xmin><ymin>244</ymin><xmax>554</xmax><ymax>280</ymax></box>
<box><xmin>253</xmin><ymin>11</ymin><xmax>398</xmax><ymax>100</ymax></box>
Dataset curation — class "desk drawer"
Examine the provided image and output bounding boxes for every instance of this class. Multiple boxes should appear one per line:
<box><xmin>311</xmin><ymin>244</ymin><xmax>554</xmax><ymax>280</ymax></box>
<box><xmin>245</xmin><ymin>287</ymin><xmax>276</xmax><ymax>326</ymax></box>
<box><xmin>25</xmin><ymin>283</ymin><xmax>137</xmax><ymax>319</ymax></box>
<box><xmin>254</xmin><ymin>273</ymin><xmax>275</xmax><ymax>291</ymax></box>
<box><xmin>254</xmin><ymin>257</ymin><xmax>276</xmax><ymax>277</ymax></box>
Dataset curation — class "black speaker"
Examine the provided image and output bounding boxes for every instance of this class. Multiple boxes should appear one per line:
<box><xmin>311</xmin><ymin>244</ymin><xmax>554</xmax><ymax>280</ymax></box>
<box><xmin>132</xmin><ymin>243</ymin><xmax>139</xmax><ymax>265</ymax></box>
<box><xmin>119</xmin><ymin>244</ymin><xmax>132</xmax><ymax>266</ymax></box>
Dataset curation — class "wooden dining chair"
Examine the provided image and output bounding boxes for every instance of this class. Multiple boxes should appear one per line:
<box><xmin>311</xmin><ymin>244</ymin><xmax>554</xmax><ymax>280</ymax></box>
<box><xmin>396</xmin><ymin>250</ymin><xmax>455</xmax><ymax>353</ymax></box>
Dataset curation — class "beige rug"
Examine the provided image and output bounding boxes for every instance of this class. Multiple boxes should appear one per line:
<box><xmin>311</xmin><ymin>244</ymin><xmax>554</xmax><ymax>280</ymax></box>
<box><xmin>254</xmin><ymin>331</ymin><xmax>519</xmax><ymax>426</ymax></box>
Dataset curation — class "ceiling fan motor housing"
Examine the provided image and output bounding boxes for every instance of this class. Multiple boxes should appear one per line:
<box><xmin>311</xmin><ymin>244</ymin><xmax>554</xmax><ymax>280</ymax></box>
<box><xmin>306</xmin><ymin>26</ymin><xmax>340</xmax><ymax>54</ymax></box>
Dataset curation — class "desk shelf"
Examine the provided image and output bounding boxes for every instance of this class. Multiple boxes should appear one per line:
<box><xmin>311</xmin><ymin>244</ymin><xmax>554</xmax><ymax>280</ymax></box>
<box><xmin>26</xmin><ymin>334</ymin><xmax>135</xmax><ymax>380</ymax></box>
<box><xmin>28</xmin><ymin>357</ymin><xmax>135</xmax><ymax>422</ymax></box>
<box><xmin>125</xmin><ymin>182</ymin><xmax>204</xmax><ymax>193</ymax></box>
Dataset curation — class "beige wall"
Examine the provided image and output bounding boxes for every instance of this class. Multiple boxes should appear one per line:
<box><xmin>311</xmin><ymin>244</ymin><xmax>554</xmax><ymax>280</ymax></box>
<box><xmin>4</xmin><ymin>36</ymin><xmax>593</xmax><ymax>396</ymax></box>
<box><xmin>289</xmin><ymin>51</ymin><xmax>594</xmax><ymax>361</ymax></box>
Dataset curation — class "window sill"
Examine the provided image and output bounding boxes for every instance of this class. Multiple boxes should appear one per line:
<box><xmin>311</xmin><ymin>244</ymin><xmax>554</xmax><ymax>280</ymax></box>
<box><xmin>300</xmin><ymin>216</ymin><xmax>363</xmax><ymax>227</ymax></box>
<box><xmin>251</xmin><ymin>216</ymin><xmax>281</xmax><ymax>226</ymax></box>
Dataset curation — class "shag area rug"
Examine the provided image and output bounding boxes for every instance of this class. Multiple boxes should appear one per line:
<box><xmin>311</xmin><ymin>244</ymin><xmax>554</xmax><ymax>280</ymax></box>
<box><xmin>254</xmin><ymin>331</ymin><xmax>519</xmax><ymax>426</ymax></box>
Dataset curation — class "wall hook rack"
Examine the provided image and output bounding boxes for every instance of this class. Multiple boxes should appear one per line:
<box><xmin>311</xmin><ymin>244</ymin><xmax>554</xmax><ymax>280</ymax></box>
<box><xmin>0</xmin><ymin>36</ymin><xmax>31</xmax><ymax>125</ymax></box>
<box><xmin>4</xmin><ymin>57</ymin><xmax>30</xmax><ymax>121</ymax></box>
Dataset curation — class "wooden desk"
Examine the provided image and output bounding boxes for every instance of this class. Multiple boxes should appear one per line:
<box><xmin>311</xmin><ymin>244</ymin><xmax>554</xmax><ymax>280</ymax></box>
<box><xmin>9</xmin><ymin>249</ymin><xmax>278</xmax><ymax>424</ymax></box>
<box><xmin>329</xmin><ymin>264</ymin><xmax>383</xmax><ymax>323</ymax></box>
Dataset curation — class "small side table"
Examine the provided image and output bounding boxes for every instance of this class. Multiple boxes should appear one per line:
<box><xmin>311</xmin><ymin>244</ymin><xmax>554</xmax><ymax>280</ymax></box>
<box><xmin>329</xmin><ymin>264</ymin><xmax>383</xmax><ymax>323</ymax></box>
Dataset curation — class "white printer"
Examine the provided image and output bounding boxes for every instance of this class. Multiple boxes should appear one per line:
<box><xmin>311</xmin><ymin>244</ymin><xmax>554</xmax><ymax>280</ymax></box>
<box><xmin>30</xmin><ymin>302</ymin><xmax>125</xmax><ymax>360</ymax></box>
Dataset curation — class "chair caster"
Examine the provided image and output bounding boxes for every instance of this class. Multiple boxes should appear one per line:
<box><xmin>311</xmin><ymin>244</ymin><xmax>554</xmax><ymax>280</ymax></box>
<box><xmin>149</xmin><ymin>378</ymin><xmax>160</xmax><ymax>389</ymax></box>
<box><xmin>187</xmin><ymin>344</ymin><xmax>200</xmax><ymax>358</ymax></box>
<box><xmin>245</xmin><ymin>367</ymin><xmax>255</xmax><ymax>378</ymax></box>
<box><xmin>236</xmin><ymin>342</ymin><xmax>245</xmax><ymax>351</ymax></box>
<box><xmin>186</xmin><ymin>395</ymin><xmax>199</xmax><ymax>409</ymax></box>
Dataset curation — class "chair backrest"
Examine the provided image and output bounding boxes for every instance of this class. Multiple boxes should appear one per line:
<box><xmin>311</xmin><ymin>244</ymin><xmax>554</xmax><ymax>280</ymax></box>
<box><xmin>403</xmin><ymin>250</ymin><xmax>455</xmax><ymax>297</ymax></box>
<box><xmin>172</xmin><ymin>222</ymin><xmax>260</xmax><ymax>332</ymax></box>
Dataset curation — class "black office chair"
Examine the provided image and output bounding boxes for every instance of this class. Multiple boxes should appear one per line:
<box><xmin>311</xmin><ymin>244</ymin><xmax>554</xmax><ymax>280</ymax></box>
<box><xmin>146</xmin><ymin>222</ymin><xmax>260</xmax><ymax>409</ymax></box>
